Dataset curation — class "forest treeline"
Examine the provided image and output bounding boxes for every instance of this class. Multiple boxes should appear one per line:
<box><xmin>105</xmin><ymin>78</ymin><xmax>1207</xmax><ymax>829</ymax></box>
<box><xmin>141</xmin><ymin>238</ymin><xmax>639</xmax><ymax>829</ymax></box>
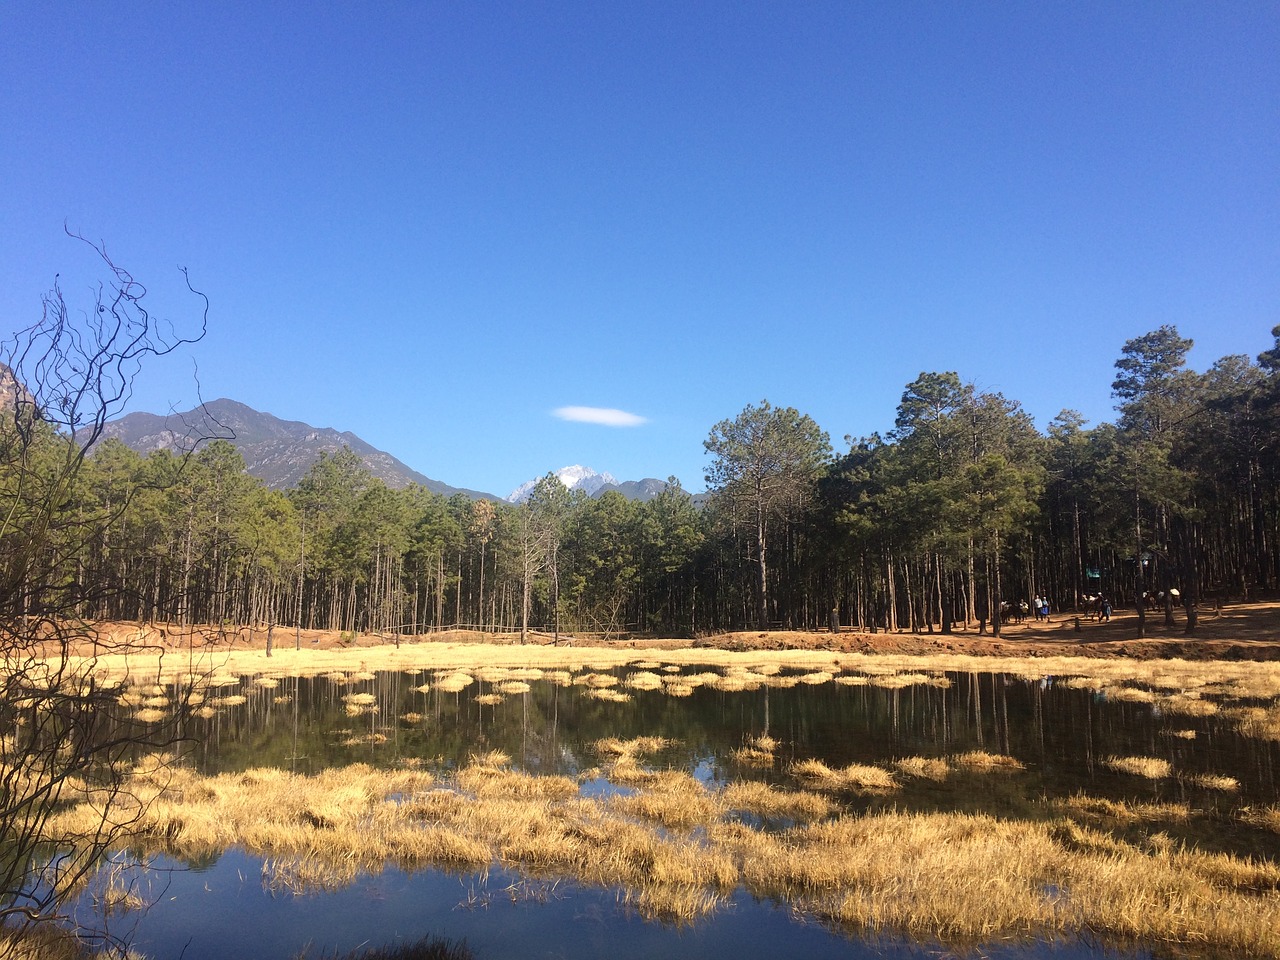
<box><xmin>5</xmin><ymin>323</ymin><xmax>1280</xmax><ymax>640</ymax></box>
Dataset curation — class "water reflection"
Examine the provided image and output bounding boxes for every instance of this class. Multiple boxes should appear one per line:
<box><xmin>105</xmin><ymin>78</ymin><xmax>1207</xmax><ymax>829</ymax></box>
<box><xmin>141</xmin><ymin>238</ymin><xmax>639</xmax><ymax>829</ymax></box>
<box><xmin>83</xmin><ymin>666</ymin><xmax>1280</xmax><ymax>960</ymax></box>
<box><xmin>173</xmin><ymin>669</ymin><xmax>1279</xmax><ymax>854</ymax></box>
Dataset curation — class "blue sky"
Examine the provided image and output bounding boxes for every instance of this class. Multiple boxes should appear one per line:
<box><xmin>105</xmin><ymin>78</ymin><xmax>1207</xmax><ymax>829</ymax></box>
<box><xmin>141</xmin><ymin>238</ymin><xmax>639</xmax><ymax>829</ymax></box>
<box><xmin>2</xmin><ymin>2</ymin><xmax>1276</xmax><ymax>497</ymax></box>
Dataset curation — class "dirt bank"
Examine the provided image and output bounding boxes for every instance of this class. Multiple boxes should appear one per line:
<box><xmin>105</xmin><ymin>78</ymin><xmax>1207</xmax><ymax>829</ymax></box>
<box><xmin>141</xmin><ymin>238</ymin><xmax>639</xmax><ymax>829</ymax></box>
<box><xmin>60</xmin><ymin>599</ymin><xmax>1280</xmax><ymax>663</ymax></box>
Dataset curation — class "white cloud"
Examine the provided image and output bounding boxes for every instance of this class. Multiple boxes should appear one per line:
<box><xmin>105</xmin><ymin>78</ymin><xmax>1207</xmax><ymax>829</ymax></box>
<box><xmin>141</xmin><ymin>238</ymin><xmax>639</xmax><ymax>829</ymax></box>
<box><xmin>553</xmin><ymin>406</ymin><xmax>648</xmax><ymax>428</ymax></box>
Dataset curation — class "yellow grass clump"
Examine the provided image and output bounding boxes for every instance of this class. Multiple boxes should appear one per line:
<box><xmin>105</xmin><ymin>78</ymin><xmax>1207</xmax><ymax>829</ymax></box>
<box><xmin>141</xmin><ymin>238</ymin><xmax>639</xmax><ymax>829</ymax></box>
<box><xmin>792</xmin><ymin>759</ymin><xmax>898</xmax><ymax>793</ymax></box>
<box><xmin>496</xmin><ymin>680</ymin><xmax>531</xmax><ymax>694</ymax></box>
<box><xmin>1105</xmin><ymin>755</ymin><xmax>1173</xmax><ymax>779</ymax></box>
<box><xmin>1239</xmin><ymin>805</ymin><xmax>1280</xmax><ymax>834</ymax></box>
<box><xmin>731</xmin><ymin>734</ymin><xmax>779</xmax><ymax>768</ymax></box>
<box><xmin>436</xmin><ymin>672</ymin><xmax>475</xmax><ymax>693</ymax></box>
<box><xmin>952</xmin><ymin>751</ymin><xmax>1025</xmax><ymax>772</ymax></box>
<box><xmin>41</xmin><ymin>751</ymin><xmax>1280</xmax><ymax>958</ymax></box>
<box><xmin>1228</xmin><ymin>704</ymin><xmax>1280</xmax><ymax>741</ymax></box>
<box><xmin>893</xmin><ymin>756</ymin><xmax>951</xmax><ymax>781</ymax></box>
<box><xmin>834</xmin><ymin>674</ymin><xmax>868</xmax><ymax>688</ymax></box>
<box><xmin>474</xmin><ymin>693</ymin><xmax>504</xmax><ymax>706</ymax></box>
<box><xmin>1160</xmin><ymin>693</ymin><xmax>1219</xmax><ymax>717</ymax></box>
<box><xmin>1102</xmin><ymin>686</ymin><xmax>1158</xmax><ymax>704</ymax></box>
<box><xmin>586</xmin><ymin>688</ymin><xmax>631</xmax><ymax>703</ymax></box>
<box><xmin>624</xmin><ymin>671</ymin><xmax>664</xmax><ymax>690</ymax></box>
<box><xmin>1056</xmin><ymin>794</ymin><xmax>1192</xmax><ymax>825</ymax></box>
<box><xmin>1184</xmin><ymin>773</ymin><xmax>1239</xmax><ymax>792</ymax></box>
<box><xmin>719</xmin><ymin>781</ymin><xmax>835</xmax><ymax>822</ymax></box>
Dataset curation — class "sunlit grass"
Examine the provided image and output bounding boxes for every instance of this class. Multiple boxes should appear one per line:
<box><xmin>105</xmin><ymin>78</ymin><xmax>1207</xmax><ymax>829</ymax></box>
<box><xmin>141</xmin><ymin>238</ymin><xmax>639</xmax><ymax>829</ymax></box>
<box><xmin>1055</xmin><ymin>794</ymin><xmax>1192</xmax><ymax>825</ymax></box>
<box><xmin>951</xmin><ymin>751</ymin><xmax>1025</xmax><ymax>772</ymax></box>
<box><xmin>1239</xmin><ymin>805</ymin><xmax>1280</xmax><ymax>834</ymax></box>
<box><xmin>893</xmin><ymin>756</ymin><xmax>951</xmax><ymax>781</ymax></box>
<box><xmin>1185</xmin><ymin>773</ymin><xmax>1240</xmax><ymax>792</ymax></box>
<box><xmin>42</xmin><ymin>752</ymin><xmax>1280</xmax><ymax>957</ymax></box>
<box><xmin>792</xmin><ymin>759</ymin><xmax>898</xmax><ymax>793</ymax></box>
<box><xmin>1105</xmin><ymin>756</ymin><xmax>1173</xmax><ymax>779</ymax></box>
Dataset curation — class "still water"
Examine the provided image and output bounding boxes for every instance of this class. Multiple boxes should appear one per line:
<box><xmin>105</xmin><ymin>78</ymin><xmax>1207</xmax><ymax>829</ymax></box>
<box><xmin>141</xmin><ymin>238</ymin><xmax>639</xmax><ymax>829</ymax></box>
<box><xmin>88</xmin><ymin>667</ymin><xmax>1280</xmax><ymax>960</ymax></box>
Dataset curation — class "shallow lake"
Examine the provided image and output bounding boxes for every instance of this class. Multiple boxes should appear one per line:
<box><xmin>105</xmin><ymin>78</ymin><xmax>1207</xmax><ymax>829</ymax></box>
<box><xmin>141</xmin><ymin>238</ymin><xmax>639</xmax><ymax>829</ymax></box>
<box><xmin>82</xmin><ymin>666</ymin><xmax>1280</xmax><ymax>959</ymax></box>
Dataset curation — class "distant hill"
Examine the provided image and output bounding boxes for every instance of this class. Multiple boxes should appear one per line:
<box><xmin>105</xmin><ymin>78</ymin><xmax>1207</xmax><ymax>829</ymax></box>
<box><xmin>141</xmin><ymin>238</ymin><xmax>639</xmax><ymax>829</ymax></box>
<box><xmin>93</xmin><ymin>398</ymin><xmax>497</xmax><ymax>497</ymax></box>
<box><xmin>596</xmin><ymin>478</ymin><xmax>672</xmax><ymax>502</ymax></box>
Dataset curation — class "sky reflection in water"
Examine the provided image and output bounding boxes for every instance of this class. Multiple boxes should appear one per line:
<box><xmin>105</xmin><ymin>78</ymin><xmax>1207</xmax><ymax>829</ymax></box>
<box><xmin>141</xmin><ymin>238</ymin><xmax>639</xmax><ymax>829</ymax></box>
<box><xmin>96</xmin><ymin>669</ymin><xmax>1276</xmax><ymax>960</ymax></box>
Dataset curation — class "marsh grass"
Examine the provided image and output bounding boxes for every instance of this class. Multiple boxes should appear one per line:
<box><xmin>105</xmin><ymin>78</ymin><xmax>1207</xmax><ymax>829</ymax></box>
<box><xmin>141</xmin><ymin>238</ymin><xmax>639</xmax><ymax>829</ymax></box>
<box><xmin>1229</xmin><ymin>704</ymin><xmax>1280</xmax><ymax>741</ymax></box>
<box><xmin>624</xmin><ymin>671</ymin><xmax>663</xmax><ymax>690</ymax></box>
<box><xmin>1057</xmin><ymin>794</ymin><xmax>1192</xmax><ymax>825</ymax></box>
<box><xmin>586</xmin><ymin>688</ymin><xmax>631</xmax><ymax>703</ymax></box>
<box><xmin>1184</xmin><ymin>773</ymin><xmax>1240</xmax><ymax>792</ymax></box>
<box><xmin>294</xmin><ymin>933</ymin><xmax>474</xmax><ymax>960</ymax></box>
<box><xmin>951</xmin><ymin>751</ymin><xmax>1025</xmax><ymax>772</ymax></box>
<box><xmin>46</xmin><ymin>753</ymin><xmax>1280</xmax><ymax>958</ymax></box>
<box><xmin>792</xmin><ymin>759</ymin><xmax>898</xmax><ymax>793</ymax></box>
<box><xmin>1239</xmin><ymin>805</ymin><xmax>1280</xmax><ymax>834</ymax></box>
<box><xmin>719</xmin><ymin>781</ymin><xmax>835</xmax><ymax>822</ymax></box>
<box><xmin>1104</xmin><ymin>756</ymin><xmax>1173</xmax><ymax>779</ymax></box>
<box><xmin>43</xmin><ymin>642</ymin><xmax>1280</xmax><ymax>956</ymax></box>
<box><xmin>893</xmin><ymin>756</ymin><xmax>951</xmax><ymax>781</ymax></box>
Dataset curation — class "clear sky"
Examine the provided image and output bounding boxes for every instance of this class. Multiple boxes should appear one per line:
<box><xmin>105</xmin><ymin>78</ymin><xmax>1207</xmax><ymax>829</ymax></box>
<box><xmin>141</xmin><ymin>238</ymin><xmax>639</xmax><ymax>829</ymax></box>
<box><xmin>2</xmin><ymin>2</ymin><xmax>1276</xmax><ymax>497</ymax></box>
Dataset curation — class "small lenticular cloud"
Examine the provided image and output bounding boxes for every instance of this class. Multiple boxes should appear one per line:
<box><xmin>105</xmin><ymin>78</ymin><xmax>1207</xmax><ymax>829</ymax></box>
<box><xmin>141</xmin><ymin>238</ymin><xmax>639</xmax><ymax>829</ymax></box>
<box><xmin>553</xmin><ymin>406</ymin><xmax>648</xmax><ymax>427</ymax></box>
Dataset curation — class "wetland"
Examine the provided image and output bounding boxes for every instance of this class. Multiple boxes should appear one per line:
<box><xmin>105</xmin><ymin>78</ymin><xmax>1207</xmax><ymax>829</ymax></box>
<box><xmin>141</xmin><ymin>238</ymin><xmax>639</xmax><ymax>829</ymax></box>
<box><xmin>47</xmin><ymin>645</ymin><xmax>1280</xmax><ymax>960</ymax></box>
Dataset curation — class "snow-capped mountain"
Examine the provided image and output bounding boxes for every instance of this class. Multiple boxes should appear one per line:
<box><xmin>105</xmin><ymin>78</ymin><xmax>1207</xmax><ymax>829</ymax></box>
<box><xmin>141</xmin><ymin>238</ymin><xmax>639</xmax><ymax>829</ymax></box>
<box><xmin>506</xmin><ymin>465</ymin><xmax>619</xmax><ymax>503</ymax></box>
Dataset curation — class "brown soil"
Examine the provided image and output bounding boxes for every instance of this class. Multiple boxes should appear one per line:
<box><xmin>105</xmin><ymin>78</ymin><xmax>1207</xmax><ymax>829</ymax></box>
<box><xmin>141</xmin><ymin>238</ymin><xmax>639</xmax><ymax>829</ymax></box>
<box><xmin>55</xmin><ymin>599</ymin><xmax>1280</xmax><ymax>662</ymax></box>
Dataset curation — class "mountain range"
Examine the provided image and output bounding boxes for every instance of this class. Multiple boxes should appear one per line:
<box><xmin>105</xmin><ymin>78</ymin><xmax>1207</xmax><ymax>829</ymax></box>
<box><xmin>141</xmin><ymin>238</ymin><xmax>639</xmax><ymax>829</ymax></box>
<box><xmin>93</xmin><ymin>398</ymin><xmax>494</xmax><ymax>498</ymax></box>
<box><xmin>505</xmin><ymin>466</ymin><xmax>670</xmax><ymax>504</ymax></box>
<box><xmin>92</xmin><ymin>398</ymin><xmax>674</xmax><ymax>502</ymax></box>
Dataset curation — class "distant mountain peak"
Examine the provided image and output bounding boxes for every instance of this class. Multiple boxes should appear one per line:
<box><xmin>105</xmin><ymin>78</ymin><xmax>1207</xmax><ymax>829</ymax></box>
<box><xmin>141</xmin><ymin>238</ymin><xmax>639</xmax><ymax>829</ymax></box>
<box><xmin>506</xmin><ymin>465</ymin><xmax>617</xmax><ymax>503</ymax></box>
<box><xmin>92</xmin><ymin>398</ymin><xmax>497</xmax><ymax>498</ymax></box>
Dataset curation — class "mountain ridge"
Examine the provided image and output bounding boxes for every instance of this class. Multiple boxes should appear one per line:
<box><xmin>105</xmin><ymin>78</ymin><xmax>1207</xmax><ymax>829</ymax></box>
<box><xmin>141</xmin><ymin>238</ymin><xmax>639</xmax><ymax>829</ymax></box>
<box><xmin>94</xmin><ymin>398</ymin><xmax>497</xmax><ymax>498</ymax></box>
<box><xmin>93</xmin><ymin>399</ymin><xmax>678</xmax><ymax>503</ymax></box>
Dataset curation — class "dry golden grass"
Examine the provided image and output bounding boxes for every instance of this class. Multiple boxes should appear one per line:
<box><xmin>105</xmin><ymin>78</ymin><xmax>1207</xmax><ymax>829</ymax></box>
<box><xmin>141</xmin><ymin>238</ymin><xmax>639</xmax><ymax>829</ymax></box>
<box><xmin>611</xmin><ymin>772</ymin><xmax>718</xmax><ymax>829</ymax></box>
<box><xmin>1056</xmin><ymin>794</ymin><xmax>1192</xmax><ymax>825</ymax></box>
<box><xmin>474</xmin><ymin>693</ymin><xmax>504</xmax><ymax>705</ymax></box>
<box><xmin>40</xmin><ymin>752</ymin><xmax>1280</xmax><ymax>957</ymax></box>
<box><xmin>797</xmin><ymin>671</ymin><xmax>834</xmax><ymax>685</ymax></box>
<box><xmin>951</xmin><ymin>751</ymin><xmax>1025</xmax><ymax>772</ymax></box>
<box><xmin>1160</xmin><ymin>693</ymin><xmax>1219</xmax><ymax>717</ymax></box>
<box><xmin>33</xmin><ymin>633</ymin><xmax>1280</xmax><ymax>955</ymax></box>
<box><xmin>730</xmin><ymin>734</ymin><xmax>779</xmax><ymax>767</ymax></box>
<box><xmin>1184</xmin><ymin>773</ymin><xmax>1240</xmax><ymax>792</ymax></box>
<box><xmin>435</xmin><ymin>671</ymin><xmax>474</xmax><ymax>693</ymax></box>
<box><xmin>594</xmin><ymin>736</ymin><xmax>672</xmax><ymax>758</ymax></box>
<box><xmin>624</xmin><ymin>670</ymin><xmax>664</xmax><ymax>690</ymax></box>
<box><xmin>792</xmin><ymin>759</ymin><xmax>898</xmax><ymax>793</ymax></box>
<box><xmin>834</xmin><ymin>674</ymin><xmax>869</xmax><ymax>686</ymax></box>
<box><xmin>893</xmin><ymin>756</ymin><xmax>951</xmax><ymax>781</ymax></box>
<box><xmin>1104</xmin><ymin>755</ymin><xmax>1173</xmax><ymax>779</ymax></box>
<box><xmin>1239</xmin><ymin>805</ymin><xmax>1280</xmax><ymax>834</ymax></box>
<box><xmin>1101</xmin><ymin>685</ymin><xmax>1158</xmax><ymax>704</ymax></box>
<box><xmin>1229</xmin><ymin>704</ymin><xmax>1280</xmax><ymax>741</ymax></box>
<box><xmin>586</xmin><ymin>688</ymin><xmax>631</xmax><ymax>702</ymax></box>
<box><xmin>719</xmin><ymin>780</ymin><xmax>835</xmax><ymax>822</ymax></box>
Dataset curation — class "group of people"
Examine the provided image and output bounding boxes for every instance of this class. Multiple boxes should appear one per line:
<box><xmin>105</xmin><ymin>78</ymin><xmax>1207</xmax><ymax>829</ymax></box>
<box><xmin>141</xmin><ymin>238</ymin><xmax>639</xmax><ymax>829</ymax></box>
<box><xmin>1031</xmin><ymin>595</ymin><xmax>1052</xmax><ymax>621</ymax></box>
